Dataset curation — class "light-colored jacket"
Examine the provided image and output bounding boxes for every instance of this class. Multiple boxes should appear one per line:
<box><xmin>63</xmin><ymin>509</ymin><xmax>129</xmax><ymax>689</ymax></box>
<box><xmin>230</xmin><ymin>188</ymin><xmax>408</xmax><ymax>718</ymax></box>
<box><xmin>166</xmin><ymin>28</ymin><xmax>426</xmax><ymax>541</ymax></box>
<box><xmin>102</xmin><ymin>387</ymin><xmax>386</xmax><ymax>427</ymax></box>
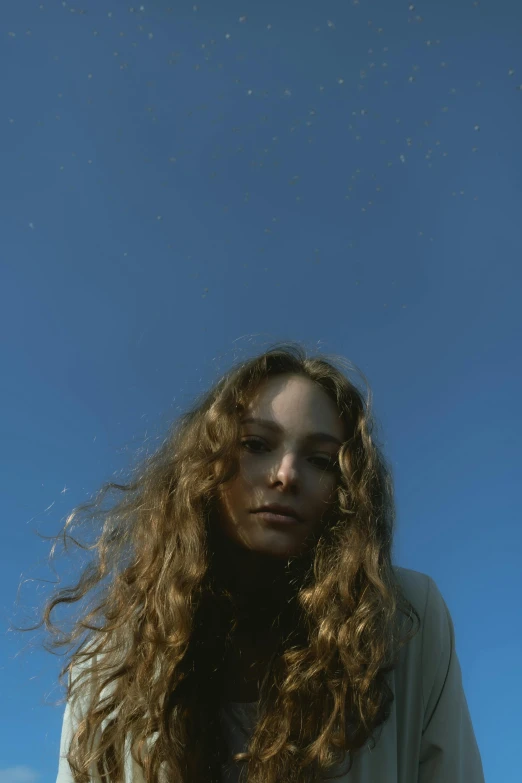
<box><xmin>56</xmin><ymin>567</ymin><xmax>486</xmax><ymax>782</ymax></box>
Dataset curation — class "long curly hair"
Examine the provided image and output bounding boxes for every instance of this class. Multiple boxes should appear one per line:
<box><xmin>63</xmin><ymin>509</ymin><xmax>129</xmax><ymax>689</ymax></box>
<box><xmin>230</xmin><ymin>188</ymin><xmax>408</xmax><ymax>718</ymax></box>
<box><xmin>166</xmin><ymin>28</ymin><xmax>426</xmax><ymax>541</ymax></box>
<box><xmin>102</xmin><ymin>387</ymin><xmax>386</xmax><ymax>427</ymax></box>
<box><xmin>19</xmin><ymin>340</ymin><xmax>421</xmax><ymax>782</ymax></box>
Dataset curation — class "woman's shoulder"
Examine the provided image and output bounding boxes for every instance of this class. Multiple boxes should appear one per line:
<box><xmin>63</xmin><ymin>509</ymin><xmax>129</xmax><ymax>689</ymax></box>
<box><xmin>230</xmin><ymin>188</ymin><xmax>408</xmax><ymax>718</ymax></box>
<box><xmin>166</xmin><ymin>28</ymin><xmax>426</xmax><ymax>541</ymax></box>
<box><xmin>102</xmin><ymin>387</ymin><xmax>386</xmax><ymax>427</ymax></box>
<box><xmin>392</xmin><ymin>565</ymin><xmax>437</xmax><ymax>615</ymax></box>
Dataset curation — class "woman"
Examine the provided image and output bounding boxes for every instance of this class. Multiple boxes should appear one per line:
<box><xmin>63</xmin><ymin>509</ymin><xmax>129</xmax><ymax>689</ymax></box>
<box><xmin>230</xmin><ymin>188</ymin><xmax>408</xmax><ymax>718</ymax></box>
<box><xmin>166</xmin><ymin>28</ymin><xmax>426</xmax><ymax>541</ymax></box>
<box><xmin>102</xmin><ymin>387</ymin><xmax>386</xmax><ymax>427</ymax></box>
<box><xmin>27</xmin><ymin>342</ymin><xmax>484</xmax><ymax>782</ymax></box>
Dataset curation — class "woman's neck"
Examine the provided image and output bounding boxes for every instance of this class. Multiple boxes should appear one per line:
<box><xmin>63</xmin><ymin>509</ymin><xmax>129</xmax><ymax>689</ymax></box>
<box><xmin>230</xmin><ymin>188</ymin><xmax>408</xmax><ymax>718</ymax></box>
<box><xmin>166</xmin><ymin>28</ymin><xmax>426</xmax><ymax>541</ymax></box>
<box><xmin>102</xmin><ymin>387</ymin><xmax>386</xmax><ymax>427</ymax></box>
<box><xmin>209</xmin><ymin>526</ymin><xmax>294</xmax><ymax>608</ymax></box>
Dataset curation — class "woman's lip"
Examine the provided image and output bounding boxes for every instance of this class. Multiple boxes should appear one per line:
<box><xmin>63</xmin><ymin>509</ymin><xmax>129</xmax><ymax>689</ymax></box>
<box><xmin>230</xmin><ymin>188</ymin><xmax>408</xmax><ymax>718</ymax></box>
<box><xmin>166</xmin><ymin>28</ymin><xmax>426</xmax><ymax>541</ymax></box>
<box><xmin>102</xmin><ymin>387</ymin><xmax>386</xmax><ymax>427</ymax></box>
<box><xmin>253</xmin><ymin>511</ymin><xmax>301</xmax><ymax>524</ymax></box>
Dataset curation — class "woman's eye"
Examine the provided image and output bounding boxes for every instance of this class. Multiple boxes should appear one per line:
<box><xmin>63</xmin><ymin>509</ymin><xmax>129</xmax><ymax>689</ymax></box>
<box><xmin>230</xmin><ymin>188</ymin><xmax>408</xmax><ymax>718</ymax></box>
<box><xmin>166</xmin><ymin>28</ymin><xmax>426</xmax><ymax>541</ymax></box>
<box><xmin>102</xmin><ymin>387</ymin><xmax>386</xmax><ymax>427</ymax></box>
<box><xmin>241</xmin><ymin>437</ymin><xmax>265</xmax><ymax>451</ymax></box>
<box><xmin>241</xmin><ymin>438</ymin><xmax>336</xmax><ymax>470</ymax></box>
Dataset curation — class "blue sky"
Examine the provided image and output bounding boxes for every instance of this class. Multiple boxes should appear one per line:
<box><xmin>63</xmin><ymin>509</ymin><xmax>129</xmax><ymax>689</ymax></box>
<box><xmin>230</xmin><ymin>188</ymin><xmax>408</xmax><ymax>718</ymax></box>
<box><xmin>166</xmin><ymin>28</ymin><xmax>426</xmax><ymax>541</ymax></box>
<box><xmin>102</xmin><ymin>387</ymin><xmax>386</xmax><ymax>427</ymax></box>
<box><xmin>2</xmin><ymin>1</ymin><xmax>521</xmax><ymax>781</ymax></box>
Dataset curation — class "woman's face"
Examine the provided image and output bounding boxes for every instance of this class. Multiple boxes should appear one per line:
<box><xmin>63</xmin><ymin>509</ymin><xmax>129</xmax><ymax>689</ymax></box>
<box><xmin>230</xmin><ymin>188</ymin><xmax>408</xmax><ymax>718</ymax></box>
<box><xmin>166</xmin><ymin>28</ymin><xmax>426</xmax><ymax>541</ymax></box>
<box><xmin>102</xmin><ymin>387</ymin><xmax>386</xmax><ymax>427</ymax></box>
<box><xmin>216</xmin><ymin>373</ymin><xmax>346</xmax><ymax>566</ymax></box>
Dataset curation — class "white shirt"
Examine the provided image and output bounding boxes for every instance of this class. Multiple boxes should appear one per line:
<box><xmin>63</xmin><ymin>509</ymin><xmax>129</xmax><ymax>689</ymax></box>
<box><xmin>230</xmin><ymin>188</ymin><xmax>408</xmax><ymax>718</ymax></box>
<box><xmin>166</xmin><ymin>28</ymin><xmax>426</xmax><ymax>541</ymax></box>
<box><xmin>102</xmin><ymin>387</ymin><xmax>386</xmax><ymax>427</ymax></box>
<box><xmin>56</xmin><ymin>567</ymin><xmax>485</xmax><ymax>783</ymax></box>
